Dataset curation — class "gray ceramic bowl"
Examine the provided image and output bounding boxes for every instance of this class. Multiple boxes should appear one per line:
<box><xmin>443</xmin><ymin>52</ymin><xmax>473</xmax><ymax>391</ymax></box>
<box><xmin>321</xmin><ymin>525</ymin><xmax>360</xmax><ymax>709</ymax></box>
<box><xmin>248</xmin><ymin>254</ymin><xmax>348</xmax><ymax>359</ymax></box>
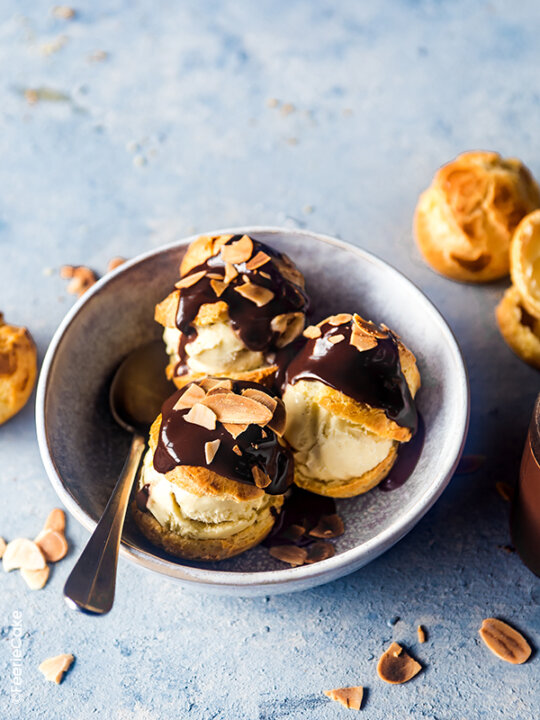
<box><xmin>36</xmin><ymin>227</ymin><xmax>469</xmax><ymax>596</ymax></box>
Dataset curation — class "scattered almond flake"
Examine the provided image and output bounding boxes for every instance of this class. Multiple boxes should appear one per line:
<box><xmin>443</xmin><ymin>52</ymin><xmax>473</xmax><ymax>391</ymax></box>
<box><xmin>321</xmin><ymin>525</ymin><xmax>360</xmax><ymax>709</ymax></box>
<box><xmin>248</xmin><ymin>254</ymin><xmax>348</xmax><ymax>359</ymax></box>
<box><xmin>324</xmin><ymin>686</ymin><xmax>363</xmax><ymax>711</ymax></box>
<box><xmin>282</xmin><ymin>524</ymin><xmax>306</xmax><ymax>542</ymax></box>
<box><xmin>0</xmin><ymin>537</ymin><xmax>5</xmax><ymax>558</ymax></box>
<box><xmin>133</xmin><ymin>155</ymin><xmax>146</xmax><ymax>167</ymax></box>
<box><xmin>417</xmin><ymin>625</ymin><xmax>426</xmax><ymax>643</ymax></box>
<box><xmin>220</xmin><ymin>235</ymin><xmax>253</xmax><ymax>264</ymax></box>
<box><xmin>202</xmin><ymin>393</ymin><xmax>273</xmax><ymax>425</ymax></box>
<box><xmin>44</xmin><ymin>508</ymin><xmax>65</xmax><ymax>533</ymax></box>
<box><xmin>280</xmin><ymin>102</ymin><xmax>295</xmax><ymax>116</ymax></box>
<box><xmin>309</xmin><ymin>513</ymin><xmax>344</xmax><ymax>539</ymax></box>
<box><xmin>303</xmin><ymin>205</ymin><xmax>314</xmax><ymax>214</ymax></box>
<box><xmin>271</xmin><ymin>312</ymin><xmax>304</xmax><ymax>348</ymax></box>
<box><xmin>269</xmin><ymin>545</ymin><xmax>307</xmax><ymax>566</ymax></box>
<box><xmin>232</xmin><ymin>444</ymin><xmax>242</xmax><ymax>456</ymax></box>
<box><xmin>60</xmin><ymin>265</ymin><xmax>97</xmax><ymax>297</ymax></box>
<box><xmin>175</xmin><ymin>270</ymin><xmax>206</xmax><ymax>289</ymax></box>
<box><xmin>266</xmin><ymin>97</ymin><xmax>279</xmax><ymax>108</ymax></box>
<box><xmin>60</xmin><ymin>265</ymin><xmax>75</xmax><ymax>279</ymax></box>
<box><xmin>39</xmin><ymin>654</ymin><xmax>74</xmax><ymax>684</ymax></box>
<box><xmin>223</xmin><ymin>423</ymin><xmax>249</xmax><ymax>439</ymax></box>
<box><xmin>88</xmin><ymin>50</ymin><xmax>108</xmax><ymax>62</ymax></box>
<box><xmin>241</xmin><ymin>388</ymin><xmax>277</xmax><ymax>415</ymax></box>
<box><xmin>303</xmin><ymin>325</ymin><xmax>322</xmax><ymax>339</ymax></box>
<box><xmin>40</xmin><ymin>35</ymin><xmax>68</xmax><ymax>56</ymax></box>
<box><xmin>455</xmin><ymin>454</ymin><xmax>486</xmax><ymax>475</ymax></box>
<box><xmin>173</xmin><ymin>384</ymin><xmax>206</xmax><ymax>410</ymax></box>
<box><xmin>224</xmin><ymin>263</ymin><xmax>238</xmax><ymax>284</ymax></box>
<box><xmin>184</xmin><ymin>403</ymin><xmax>217</xmax><ymax>431</ymax></box>
<box><xmin>52</xmin><ymin>5</ymin><xmax>76</xmax><ymax>19</ymax></box>
<box><xmin>377</xmin><ymin>642</ymin><xmax>422</xmax><ymax>684</ymax></box>
<box><xmin>246</xmin><ymin>251</ymin><xmax>271</xmax><ymax>271</ymax></box>
<box><xmin>210</xmin><ymin>279</ymin><xmax>228</xmax><ymax>297</ymax></box>
<box><xmin>252</xmin><ymin>466</ymin><xmax>271</xmax><ymax>488</ymax></box>
<box><xmin>495</xmin><ymin>481</ymin><xmax>514</xmax><ymax>502</ymax></box>
<box><xmin>23</xmin><ymin>87</ymin><xmax>70</xmax><ymax>105</ymax></box>
<box><xmin>42</xmin><ymin>267</ymin><xmax>55</xmax><ymax>276</ymax></box>
<box><xmin>350</xmin><ymin>324</ymin><xmax>378</xmax><ymax>352</ymax></box>
<box><xmin>21</xmin><ymin>565</ymin><xmax>50</xmax><ymax>590</ymax></box>
<box><xmin>259</xmin><ymin>271</ymin><xmax>271</xmax><ymax>280</ymax></box>
<box><xmin>328</xmin><ymin>313</ymin><xmax>353</xmax><ymax>326</ymax></box>
<box><xmin>204</xmin><ymin>439</ymin><xmax>221</xmax><ymax>464</ymax></box>
<box><xmin>24</xmin><ymin>89</ymin><xmax>39</xmax><ymax>105</ymax></box>
<box><xmin>3</xmin><ymin>539</ymin><xmax>46</xmax><ymax>573</ymax></box>
<box><xmin>305</xmin><ymin>541</ymin><xmax>335</xmax><ymax>563</ymax></box>
<box><xmin>329</xmin><ymin>334</ymin><xmax>345</xmax><ymax>345</ymax></box>
<box><xmin>234</xmin><ymin>281</ymin><xmax>274</xmax><ymax>307</ymax></box>
<box><xmin>34</xmin><ymin>530</ymin><xmax>68</xmax><ymax>563</ymax></box>
<box><xmin>479</xmin><ymin>618</ymin><xmax>531</xmax><ymax>664</ymax></box>
<box><xmin>107</xmin><ymin>257</ymin><xmax>126</xmax><ymax>272</ymax></box>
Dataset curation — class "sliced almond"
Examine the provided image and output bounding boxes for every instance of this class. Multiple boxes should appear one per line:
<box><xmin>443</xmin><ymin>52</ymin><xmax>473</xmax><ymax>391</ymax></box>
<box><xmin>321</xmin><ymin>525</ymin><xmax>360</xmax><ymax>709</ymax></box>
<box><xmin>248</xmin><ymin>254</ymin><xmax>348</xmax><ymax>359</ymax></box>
<box><xmin>303</xmin><ymin>325</ymin><xmax>322</xmax><ymax>339</ymax></box>
<box><xmin>184</xmin><ymin>403</ymin><xmax>217</xmax><ymax>430</ymax></box>
<box><xmin>417</xmin><ymin>625</ymin><xmax>426</xmax><ymax>644</ymax></box>
<box><xmin>234</xmin><ymin>281</ymin><xmax>275</xmax><ymax>307</ymax></box>
<box><xmin>35</xmin><ymin>530</ymin><xmax>68</xmax><ymax>563</ymax></box>
<box><xmin>259</xmin><ymin>271</ymin><xmax>271</xmax><ymax>280</ymax></box>
<box><xmin>241</xmin><ymin>388</ymin><xmax>277</xmax><ymax>415</ymax></box>
<box><xmin>271</xmin><ymin>312</ymin><xmax>305</xmax><ymax>348</ymax></box>
<box><xmin>377</xmin><ymin>642</ymin><xmax>422</xmax><ymax>684</ymax></box>
<box><xmin>350</xmin><ymin>323</ymin><xmax>378</xmax><ymax>352</ymax></box>
<box><xmin>327</xmin><ymin>313</ymin><xmax>353</xmax><ymax>326</ymax></box>
<box><xmin>479</xmin><ymin>618</ymin><xmax>531</xmax><ymax>664</ymax></box>
<box><xmin>232</xmin><ymin>444</ymin><xmax>242</xmax><ymax>456</ymax></box>
<box><xmin>207</xmin><ymin>380</ymin><xmax>234</xmax><ymax>395</ymax></box>
<box><xmin>329</xmin><ymin>334</ymin><xmax>345</xmax><ymax>345</ymax></box>
<box><xmin>210</xmin><ymin>279</ymin><xmax>228</xmax><ymax>297</ymax></box>
<box><xmin>352</xmin><ymin>314</ymin><xmax>387</xmax><ymax>339</ymax></box>
<box><xmin>224</xmin><ymin>263</ymin><xmax>238</xmax><ymax>284</ymax></box>
<box><xmin>267</xmin><ymin>399</ymin><xmax>286</xmax><ymax>437</ymax></box>
<box><xmin>252</xmin><ymin>466</ymin><xmax>271</xmax><ymax>488</ymax></box>
<box><xmin>269</xmin><ymin>545</ymin><xmax>307</xmax><ymax>567</ymax></box>
<box><xmin>223</xmin><ymin>423</ymin><xmax>249</xmax><ymax>439</ymax></box>
<box><xmin>21</xmin><ymin>565</ymin><xmax>50</xmax><ymax>590</ymax></box>
<box><xmin>324</xmin><ymin>686</ymin><xmax>363</xmax><ymax>711</ymax></box>
<box><xmin>246</xmin><ymin>251</ymin><xmax>271</xmax><ymax>270</ymax></box>
<box><xmin>200</xmin><ymin>377</ymin><xmax>230</xmax><ymax>392</ymax></box>
<box><xmin>309</xmin><ymin>514</ymin><xmax>345</xmax><ymax>539</ymax></box>
<box><xmin>0</xmin><ymin>537</ymin><xmax>6</xmax><ymax>558</ymax></box>
<box><xmin>64</xmin><ymin>266</ymin><xmax>97</xmax><ymax>297</ymax></box>
<box><xmin>107</xmin><ymin>257</ymin><xmax>125</xmax><ymax>272</ymax></box>
<box><xmin>305</xmin><ymin>541</ymin><xmax>335</xmax><ymax>563</ymax></box>
<box><xmin>44</xmin><ymin>508</ymin><xmax>65</xmax><ymax>533</ymax></box>
<box><xmin>173</xmin><ymin>383</ymin><xmax>206</xmax><ymax>410</ymax></box>
<box><xmin>39</xmin><ymin>654</ymin><xmax>74</xmax><ymax>684</ymax></box>
<box><xmin>202</xmin><ymin>393</ymin><xmax>272</xmax><ymax>425</ymax></box>
<box><xmin>3</xmin><ymin>538</ymin><xmax>46</xmax><ymax>572</ymax></box>
<box><xmin>206</xmin><ymin>272</ymin><xmax>224</xmax><ymax>279</ymax></box>
<box><xmin>204</xmin><ymin>439</ymin><xmax>221</xmax><ymax>464</ymax></box>
<box><xmin>175</xmin><ymin>270</ymin><xmax>206</xmax><ymax>290</ymax></box>
<box><xmin>220</xmin><ymin>235</ymin><xmax>253</xmax><ymax>264</ymax></box>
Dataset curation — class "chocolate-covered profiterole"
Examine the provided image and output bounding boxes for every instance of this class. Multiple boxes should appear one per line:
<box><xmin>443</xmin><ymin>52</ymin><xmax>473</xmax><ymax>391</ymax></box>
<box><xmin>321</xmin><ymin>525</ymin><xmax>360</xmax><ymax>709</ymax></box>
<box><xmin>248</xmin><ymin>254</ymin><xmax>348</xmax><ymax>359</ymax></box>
<box><xmin>285</xmin><ymin>314</ymin><xmax>417</xmax><ymax>432</ymax></box>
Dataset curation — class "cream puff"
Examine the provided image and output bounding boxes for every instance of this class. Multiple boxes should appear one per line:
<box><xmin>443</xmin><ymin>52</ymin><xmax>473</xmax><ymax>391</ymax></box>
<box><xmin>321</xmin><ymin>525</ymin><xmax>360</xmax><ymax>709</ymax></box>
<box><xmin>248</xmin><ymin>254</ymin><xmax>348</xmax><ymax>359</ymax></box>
<box><xmin>155</xmin><ymin>234</ymin><xmax>309</xmax><ymax>389</ymax></box>
<box><xmin>281</xmin><ymin>313</ymin><xmax>421</xmax><ymax>498</ymax></box>
<box><xmin>0</xmin><ymin>314</ymin><xmax>37</xmax><ymax>425</ymax></box>
<box><xmin>133</xmin><ymin>377</ymin><xmax>293</xmax><ymax>561</ymax></box>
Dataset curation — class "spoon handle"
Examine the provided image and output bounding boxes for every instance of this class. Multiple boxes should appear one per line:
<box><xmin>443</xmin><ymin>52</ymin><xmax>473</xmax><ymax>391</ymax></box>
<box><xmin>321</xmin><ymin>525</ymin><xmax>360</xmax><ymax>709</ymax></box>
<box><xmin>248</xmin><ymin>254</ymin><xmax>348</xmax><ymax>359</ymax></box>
<box><xmin>63</xmin><ymin>434</ymin><xmax>146</xmax><ymax>614</ymax></box>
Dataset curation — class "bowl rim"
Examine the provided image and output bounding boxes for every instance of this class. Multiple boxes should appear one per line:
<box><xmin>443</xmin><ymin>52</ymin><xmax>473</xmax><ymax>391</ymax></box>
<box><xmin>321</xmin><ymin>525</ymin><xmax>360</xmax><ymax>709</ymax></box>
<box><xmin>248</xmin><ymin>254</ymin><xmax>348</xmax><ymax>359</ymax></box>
<box><xmin>36</xmin><ymin>225</ymin><xmax>469</xmax><ymax>593</ymax></box>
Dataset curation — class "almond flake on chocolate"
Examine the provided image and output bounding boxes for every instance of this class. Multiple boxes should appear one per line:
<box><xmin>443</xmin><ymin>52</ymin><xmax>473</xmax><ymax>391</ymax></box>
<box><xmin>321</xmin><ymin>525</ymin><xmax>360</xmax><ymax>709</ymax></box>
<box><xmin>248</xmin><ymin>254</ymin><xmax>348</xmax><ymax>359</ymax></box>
<box><xmin>417</xmin><ymin>625</ymin><xmax>426</xmax><ymax>644</ymax></box>
<box><xmin>305</xmin><ymin>541</ymin><xmax>335</xmax><ymax>563</ymax></box>
<box><xmin>260</xmin><ymin>429</ymin><xmax>267</xmax><ymax>438</ymax></box>
<box><xmin>241</xmin><ymin>388</ymin><xmax>277</xmax><ymax>415</ymax></box>
<box><xmin>327</xmin><ymin>313</ymin><xmax>353</xmax><ymax>326</ymax></box>
<box><xmin>207</xmin><ymin>382</ymin><xmax>234</xmax><ymax>396</ymax></box>
<box><xmin>303</xmin><ymin>325</ymin><xmax>322</xmax><ymax>339</ymax></box>
<box><xmin>232</xmin><ymin>444</ymin><xmax>242</xmax><ymax>456</ymax></box>
<box><xmin>352</xmin><ymin>313</ymin><xmax>387</xmax><ymax>339</ymax></box>
<box><xmin>204</xmin><ymin>439</ymin><xmax>221</xmax><ymax>464</ymax></box>
<box><xmin>223</xmin><ymin>423</ymin><xmax>249</xmax><ymax>439</ymax></box>
<box><xmin>259</xmin><ymin>271</ymin><xmax>271</xmax><ymax>280</ymax></box>
<box><xmin>495</xmin><ymin>481</ymin><xmax>514</xmax><ymax>502</ymax></box>
<box><xmin>350</xmin><ymin>324</ymin><xmax>378</xmax><ymax>352</ymax></box>
<box><xmin>173</xmin><ymin>383</ymin><xmax>206</xmax><ymax>410</ymax></box>
<box><xmin>267</xmin><ymin>399</ymin><xmax>286</xmax><ymax>437</ymax></box>
<box><xmin>252</xmin><ymin>466</ymin><xmax>271</xmax><ymax>488</ymax></box>
<box><xmin>269</xmin><ymin>545</ymin><xmax>307</xmax><ymax>567</ymax></box>
<box><xmin>202</xmin><ymin>393</ymin><xmax>273</xmax><ymax>425</ymax></box>
<box><xmin>210</xmin><ymin>279</ymin><xmax>228</xmax><ymax>297</ymax></box>
<box><xmin>324</xmin><ymin>686</ymin><xmax>363</xmax><ymax>711</ymax></box>
<box><xmin>199</xmin><ymin>377</ymin><xmax>229</xmax><ymax>392</ymax></box>
<box><xmin>175</xmin><ymin>270</ymin><xmax>206</xmax><ymax>290</ymax></box>
<box><xmin>377</xmin><ymin>642</ymin><xmax>422</xmax><ymax>684</ymax></box>
<box><xmin>234</xmin><ymin>281</ymin><xmax>275</xmax><ymax>307</ymax></box>
<box><xmin>328</xmin><ymin>333</ymin><xmax>345</xmax><ymax>345</ymax></box>
<box><xmin>309</xmin><ymin>513</ymin><xmax>345</xmax><ymax>539</ymax></box>
<box><xmin>224</xmin><ymin>262</ymin><xmax>238</xmax><ymax>284</ymax></box>
<box><xmin>220</xmin><ymin>234</ymin><xmax>253</xmax><ymax>264</ymax></box>
<box><xmin>184</xmin><ymin>403</ymin><xmax>217</xmax><ymax>430</ymax></box>
<box><xmin>246</xmin><ymin>251</ymin><xmax>271</xmax><ymax>270</ymax></box>
<box><xmin>271</xmin><ymin>312</ymin><xmax>305</xmax><ymax>348</ymax></box>
<box><xmin>39</xmin><ymin>654</ymin><xmax>74</xmax><ymax>684</ymax></box>
<box><xmin>479</xmin><ymin>618</ymin><xmax>531</xmax><ymax>664</ymax></box>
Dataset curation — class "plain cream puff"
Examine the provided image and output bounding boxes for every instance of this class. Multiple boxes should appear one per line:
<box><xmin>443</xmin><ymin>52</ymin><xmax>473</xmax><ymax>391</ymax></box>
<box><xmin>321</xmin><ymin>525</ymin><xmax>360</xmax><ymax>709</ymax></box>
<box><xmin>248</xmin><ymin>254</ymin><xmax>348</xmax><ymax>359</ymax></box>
<box><xmin>0</xmin><ymin>314</ymin><xmax>37</xmax><ymax>425</ymax></box>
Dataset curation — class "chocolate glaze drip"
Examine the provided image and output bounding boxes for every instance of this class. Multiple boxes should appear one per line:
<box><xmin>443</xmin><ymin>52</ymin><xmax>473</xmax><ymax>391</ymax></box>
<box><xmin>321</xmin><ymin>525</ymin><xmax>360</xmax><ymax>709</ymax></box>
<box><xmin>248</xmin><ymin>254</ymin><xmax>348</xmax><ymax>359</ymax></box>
<box><xmin>153</xmin><ymin>380</ymin><xmax>293</xmax><ymax>495</ymax></box>
<box><xmin>284</xmin><ymin>320</ymin><xmax>417</xmax><ymax>432</ymax></box>
<box><xmin>378</xmin><ymin>414</ymin><xmax>425</xmax><ymax>490</ymax></box>
<box><xmin>136</xmin><ymin>484</ymin><xmax>150</xmax><ymax>511</ymax></box>
<box><xmin>174</xmin><ymin>236</ymin><xmax>308</xmax><ymax>376</ymax></box>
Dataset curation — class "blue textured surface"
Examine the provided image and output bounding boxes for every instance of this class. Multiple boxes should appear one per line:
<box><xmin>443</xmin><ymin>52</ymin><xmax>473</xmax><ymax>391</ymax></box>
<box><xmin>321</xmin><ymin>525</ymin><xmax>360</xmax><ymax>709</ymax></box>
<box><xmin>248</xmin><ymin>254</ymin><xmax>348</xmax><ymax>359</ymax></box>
<box><xmin>1</xmin><ymin>1</ymin><xmax>539</xmax><ymax>717</ymax></box>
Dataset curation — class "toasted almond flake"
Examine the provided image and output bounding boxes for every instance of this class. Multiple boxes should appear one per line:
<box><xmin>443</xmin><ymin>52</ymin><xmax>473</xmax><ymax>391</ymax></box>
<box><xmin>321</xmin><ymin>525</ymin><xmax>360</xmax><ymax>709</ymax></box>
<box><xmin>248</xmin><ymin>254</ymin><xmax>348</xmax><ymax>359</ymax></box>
<box><xmin>207</xmin><ymin>380</ymin><xmax>234</xmax><ymax>395</ymax></box>
<box><xmin>267</xmin><ymin>400</ymin><xmax>286</xmax><ymax>437</ymax></box>
<box><xmin>0</xmin><ymin>537</ymin><xmax>6</xmax><ymax>558</ymax></box>
<box><xmin>184</xmin><ymin>403</ymin><xmax>217</xmax><ymax>430</ymax></box>
<box><xmin>39</xmin><ymin>654</ymin><xmax>74</xmax><ymax>684</ymax></box>
<box><xmin>259</xmin><ymin>271</ymin><xmax>271</xmax><ymax>280</ymax></box>
<box><xmin>61</xmin><ymin>266</ymin><xmax>97</xmax><ymax>297</ymax></box>
<box><xmin>173</xmin><ymin>384</ymin><xmax>206</xmax><ymax>410</ymax></box>
<box><xmin>204</xmin><ymin>439</ymin><xmax>221</xmax><ymax>464</ymax></box>
<box><xmin>261</xmin><ymin>429</ymin><xmax>267</xmax><ymax>438</ymax></box>
<box><xmin>282</xmin><ymin>524</ymin><xmax>306</xmax><ymax>542</ymax></box>
<box><xmin>246</xmin><ymin>251</ymin><xmax>271</xmax><ymax>270</ymax></box>
<box><xmin>305</xmin><ymin>541</ymin><xmax>335</xmax><ymax>563</ymax></box>
<box><xmin>271</xmin><ymin>312</ymin><xmax>305</xmax><ymax>348</ymax></box>
<box><xmin>352</xmin><ymin>314</ymin><xmax>387</xmax><ymax>338</ymax></box>
<box><xmin>350</xmin><ymin>324</ymin><xmax>378</xmax><ymax>352</ymax></box>
<box><xmin>35</xmin><ymin>530</ymin><xmax>68</xmax><ymax>563</ymax></box>
<box><xmin>324</xmin><ymin>686</ymin><xmax>363</xmax><ymax>710</ymax></box>
<box><xmin>202</xmin><ymin>393</ymin><xmax>273</xmax><ymax>425</ymax></box>
<box><xmin>44</xmin><ymin>508</ymin><xmax>66</xmax><ymax>533</ymax></box>
<box><xmin>496</xmin><ymin>481</ymin><xmax>514</xmax><ymax>502</ymax></box>
<box><xmin>175</xmin><ymin>270</ymin><xmax>206</xmax><ymax>290</ymax></box>
<box><xmin>21</xmin><ymin>565</ymin><xmax>50</xmax><ymax>590</ymax></box>
<box><xmin>234</xmin><ymin>281</ymin><xmax>275</xmax><ymax>307</ymax></box>
<box><xmin>329</xmin><ymin>334</ymin><xmax>345</xmax><ymax>344</ymax></box>
<box><xmin>210</xmin><ymin>279</ymin><xmax>228</xmax><ymax>297</ymax></box>
<box><xmin>107</xmin><ymin>257</ymin><xmax>126</xmax><ymax>272</ymax></box>
<box><xmin>232</xmin><ymin>444</ymin><xmax>242</xmax><ymax>455</ymax></box>
<box><xmin>377</xmin><ymin>642</ymin><xmax>422</xmax><ymax>684</ymax></box>
<box><xmin>309</xmin><ymin>514</ymin><xmax>345</xmax><ymax>539</ymax></box>
<box><xmin>199</xmin><ymin>377</ymin><xmax>228</xmax><ymax>392</ymax></box>
<box><xmin>224</xmin><ymin>263</ymin><xmax>238</xmax><ymax>284</ymax></box>
<box><xmin>417</xmin><ymin>625</ymin><xmax>426</xmax><ymax>643</ymax></box>
<box><xmin>223</xmin><ymin>423</ymin><xmax>249</xmax><ymax>439</ymax></box>
<box><xmin>60</xmin><ymin>265</ymin><xmax>75</xmax><ymax>279</ymax></box>
<box><xmin>269</xmin><ymin>545</ymin><xmax>307</xmax><ymax>566</ymax></box>
<box><xmin>206</xmin><ymin>272</ymin><xmax>224</xmax><ymax>279</ymax></box>
<box><xmin>241</xmin><ymin>388</ymin><xmax>277</xmax><ymax>415</ymax></box>
<box><xmin>220</xmin><ymin>235</ymin><xmax>253</xmax><ymax>264</ymax></box>
<box><xmin>303</xmin><ymin>325</ymin><xmax>322</xmax><ymax>339</ymax></box>
<box><xmin>3</xmin><ymin>539</ymin><xmax>46</xmax><ymax>572</ymax></box>
<box><xmin>52</xmin><ymin>5</ymin><xmax>76</xmax><ymax>19</ymax></box>
<box><xmin>327</xmin><ymin>313</ymin><xmax>353</xmax><ymax>326</ymax></box>
<box><xmin>252</xmin><ymin>466</ymin><xmax>271</xmax><ymax>488</ymax></box>
<box><xmin>479</xmin><ymin>618</ymin><xmax>531</xmax><ymax>664</ymax></box>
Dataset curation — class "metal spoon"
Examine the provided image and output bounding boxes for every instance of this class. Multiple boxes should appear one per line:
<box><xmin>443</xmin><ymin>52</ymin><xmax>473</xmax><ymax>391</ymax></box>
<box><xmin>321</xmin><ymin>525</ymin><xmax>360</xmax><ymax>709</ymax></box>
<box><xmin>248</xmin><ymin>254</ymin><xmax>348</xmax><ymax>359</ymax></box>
<box><xmin>63</xmin><ymin>340</ymin><xmax>173</xmax><ymax>614</ymax></box>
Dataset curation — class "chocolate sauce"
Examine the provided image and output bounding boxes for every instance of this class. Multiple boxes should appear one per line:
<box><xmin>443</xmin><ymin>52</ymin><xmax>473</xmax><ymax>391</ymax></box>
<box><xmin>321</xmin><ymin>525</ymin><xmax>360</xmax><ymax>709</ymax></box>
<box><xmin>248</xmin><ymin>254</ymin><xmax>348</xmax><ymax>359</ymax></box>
<box><xmin>136</xmin><ymin>484</ymin><xmax>150</xmax><ymax>511</ymax></box>
<box><xmin>173</xmin><ymin>236</ymin><xmax>308</xmax><ymax>376</ymax></box>
<box><xmin>285</xmin><ymin>319</ymin><xmax>417</xmax><ymax>431</ymax></box>
<box><xmin>153</xmin><ymin>381</ymin><xmax>293</xmax><ymax>495</ymax></box>
<box><xmin>263</xmin><ymin>487</ymin><xmax>337</xmax><ymax>547</ymax></box>
<box><xmin>378</xmin><ymin>414</ymin><xmax>425</xmax><ymax>491</ymax></box>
